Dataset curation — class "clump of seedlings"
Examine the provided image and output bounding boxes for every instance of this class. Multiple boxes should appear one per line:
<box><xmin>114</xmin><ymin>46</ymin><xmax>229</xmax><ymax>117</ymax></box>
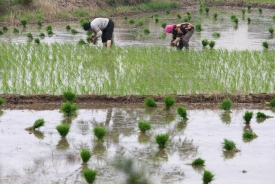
<box><xmin>80</xmin><ymin>149</ymin><xmax>91</xmax><ymax>164</ymax></box>
<box><xmin>209</xmin><ymin>40</ymin><xmax>215</xmax><ymax>49</ymax></box>
<box><xmin>63</xmin><ymin>90</ymin><xmax>77</xmax><ymax>102</ymax></box>
<box><xmin>262</xmin><ymin>41</ymin><xmax>268</xmax><ymax>49</ymax></box>
<box><xmin>176</xmin><ymin>14</ymin><xmax>181</xmax><ymax>19</ymax></box>
<box><xmin>247</xmin><ymin>17</ymin><xmax>251</xmax><ymax>24</ymax></box>
<box><xmin>129</xmin><ymin>19</ymin><xmax>134</xmax><ymax>24</ymax></box>
<box><xmin>78</xmin><ymin>39</ymin><xmax>86</xmax><ymax>45</ymax></box>
<box><xmin>144</xmin><ymin>97</ymin><xmax>157</xmax><ymax>107</ymax></box>
<box><xmin>56</xmin><ymin>124</ymin><xmax>70</xmax><ymax>137</ymax></box>
<box><xmin>61</xmin><ymin>101</ymin><xmax>78</xmax><ymax>116</ymax></box>
<box><xmin>242</xmin><ymin>130</ymin><xmax>257</xmax><ymax>140</ymax></box>
<box><xmin>212</xmin><ymin>32</ymin><xmax>220</xmax><ymax>37</ymax></box>
<box><xmin>37</xmin><ymin>20</ymin><xmax>42</xmax><ymax>27</ymax></box>
<box><xmin>222</xmin><ymin>138</ymin><xmax>239</xmax><ymax>152</ymax></box>
<box><xmin>183</xmin><ymin>17</ymin><xmax>189</xmax><ymax>22</ymax></box>
<box><xmin>268</xmin><ymin>27</ymin><xmax>274</xmax><ymax>35</ymax></box>
<box><xmin>34</xmin><ymin>38</ymin><xmax>40</xmax><ymax>44</ymax></box>
<box><xmin>138</xmin><ymin>120</ymin><xmax>151</xmax><ymax>133</ymax></box>
<box><xmin>247</xmin><ymin>3</ymin><xmax>252</xmax><ymax>11</ymax></box>
<box><xmin>191</xmin><ymin>157</ymin><xmax>205</xmax><ymax>167</ymax></box>
<box><xmin>195</xmin><ymin>23</ymin><xmax>202</xmax><ymax>31</ymax></box>
<box><xmin>66</xmin><ymin>25</ymin><xmax>71</xmax><ymax>30</ymax></box>
<box><xmin>143</xmin><ymin>28</ymin><xmax>150</xmax><ymax>34</ymax></box>
<box><xmin>26</xmin><ymin>118</ymin><xmax>45</xmax><ymax>131</ymax></box>
<box><xmin>273</xmin><ymin>15</ymin><xmax>275</xmax><ymax>20</ymax></box>
<box><xmin>242</xmin><ymin>8</ymin><xmax>246</xmax><ymax>15</ymax></box>
<box><xmin>0</xmin><ymin>97</ymin><xmax>5</xmax><ymax>107</ymax></box>
<box><xmin>39</xmin><ymin>33</ymin><xmax>45</xmax><ymax>38</ymax></box>
<box><xmin>26</xmin><ymin>32</ymin><xmax>33</xmax><ymax>40</ymax></box>
<box><xmin>205</xmin><ymin>7</ymin><xmax>210</xmax><ymax>15</ymax></box>
<box><xmin>243</xmin><ymin>111</ymin><xmax>253</xmax><ymax>124</ymax></box>
<box><xmin>256</xmin><ymin>112</ymin><xmax>273</xmax><ymax>119</ymax></box>
<box><xmin>219</xmin><ymin>98</ymin><xmax>232</xmax><ymax>112</ymax></box>
<box><xmin>155</xmin><ymin>18</ymin><xmax>159</xmax><ymax>23</ymax></box>
<box><xmin>166</xmin><ymin>10</ymin><xmax>170</xmax><ymax>14</ymax></box>
<box><xmin>266</xmin><ymin>98</ymin><xmax>275</xmax><ymax>107</ymax></box>
<box><xmin>13</xmin><ymin>28</ymin><xmax>19</xmax><ymax>34</ymax></box>
<box><xmin>3</xmin><ymin>25</ymin><xmax>8</xmax><ymax>32</ymax></box>
<box><xmin>93</xmin><ymin>126</ymin><xmax>106</xmax><ymax>141</ymax></box>
<box><xmin>233</xmin><ymin>17</ymin><xmax>238</xmax><ymax>25</ymax></box>
<box><xmin>155</xmin><ymin>133</ymin><xmax>169</xmax><ymax>148</ymax></box>
<box><xmin>203</xmin><ymin>170</ymin><xmax>215</xmax><ymax>184</ymax></box>
<box><xmin>213</xmin><ymin>13</ymin><xmax>218</xmax><ymax>20</ymax></box>
<box><xmin>202</xmin><ymin>39</ymin><xmax>209</xmax><ymax>47</ymax></box>
<box><xmin>258</xmin><ymin>7</ymin><xmax>262</xmax><ymax>14</ymax></box>
<box><xmin>20</xmin><ymin>19</ymin><xmax>28</xmax><ymax>28</ymax></box>
<box><xmin>177</xmin><ymin>106</ymin><xmax>188</xmax><ymax>120</ymax></box>
<box><xmin>71</xmin><ymin>29</ymin><xmax>78</xmax><ymax>34</ymax></box>
<box><xmin>138</xmin><ymin>21</ymin><xmax>144</xmax><ymax>27</ymax></box>
<box><xmin>163</xmin><ymin>96</ymin><xmax>176</xmax><ymax>110</ymax></box>
<box><xmin>82</xmin><ymin>168</ymin><xmax>97</xmax><ymax>184</ymax></box>
<box><xmin>161</xmin><ymin>22</ymin><xmax>166</xmax><ymax>29</ymax></box>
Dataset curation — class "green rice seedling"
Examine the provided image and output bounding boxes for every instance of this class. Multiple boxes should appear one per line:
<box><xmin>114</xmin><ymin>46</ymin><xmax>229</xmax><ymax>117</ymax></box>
<box><xmin>186</xmin><ymin>11</ymin><xmax>191</xmax><ymax>16</ymax></box>
<box><xmin>143</xmin><ymin>28</ymin><xmax>150</xmax><ymax>34</ymax></box>
<box><xmin>247</xmin><ymin>17</ymin><xmax>251</xmax><ymax>24</ymax></box>
<box><xmin>155</xmin><ymin>18</ymin><xmax>159</xmax><ymax>23</ymax></box>
<box><xmin>266</xmin><ymin>98</ymin><xmax>275</xmax><ymax>107</ymax></box>
<box><xmin>82</xmin><ymin>168</ymin><xmax>97</xmax><ymax>184</ymax></box>
<box><xmin>56</xmin><ymin>124</ymin><xmax>70</xmax><ymax>137</ymax></box>
<box><xmin>233</xmin><ymin>17</ymin><xmax>238</xmax><ymax>25</ymax></box>
<box><xmin>79</xmin><ymin>18</ymin><xmax>89</xmax><ymax>27</ymax></box>
<box><xmin>258</xmin><ymin>7</ymin><xmax>262</xmax><ymax>14</ymax></box>
<box><xmin>144</xmin><ymin>97</ymin><xmax>157</xmax><ymax>107</ymax></box>
<box><xmin>262</xmin><ymin>41</ymin><xmax>268</xmax><ymax>49</ymax></box>
<box><xmin>247</xmin><ymin>3</ymin><xmax>252</xmax><ymax>10</ymax></box>
<box><xmin>3</xmin><ymin>26</ymin><xmax>8</xmax><ymax>31</ymax></box>
<box><xmin>34</xmin><ymin>38</ymin><xmax>40</xmax><ymax>44</ymax></box>
<box><xmin>242</xmin><ymin>8</ymin><xmax>246</xmax><ymax>15</ymax></box>
<box><xmin>0</xmin><ymin>30</ymin><xmax>3</xmax><ymax>35</ymax></box>
<box><xmin>187</xmin><ymin>15</ymin><xmax>192</xmax><ymax>21</ymax></box>
<box><xmin>78</xmin><ymin>39</ymin><xmax>86</xmax><ymax>45</ymax></box>
<box><xmin>273</xmin><ymin>15</ymin><xmax>275</xmax><ymax>20</ymax></box>
<box><xmin>242</xmin><ymin>131</ymin><xmax>257</xmax><ymax>140</ymax></box>
<box><xmin>219</xmin><ymin>98</ymin><xmax>232</xmax><ymax>111</ymax></box>
<box><xmin>80</xmin><ymin>149</ymin><xmax>91</xmax><ymax>163</ymax></box>
<box><xmin>230</xmin><ymin>15</ymin><xmax>237</xmax><ymax>21</ymax></box>
<box><xmin>37</xmin><ymin>20</ymin><xmax>42</xmax><ymax>27</ymax></box>
<box><xmin>138</xmin><ymin>21</ymin><xmax>144</xmax><ymax>27</ymax></box>
<box><xmin>222</xmin><ymin>138</ymin><xmax>237</xmax><ymax>152</ymax></box>
<box><xmin>203</xmin><ymin>170</ymin><xmax>215</xmax><ymax>184</ymax></box>
<box><xmin>138</xmin><ymin>120</ymin><xmax>151</xmax><ymax>133</ymax></box>
<box><xmin>66</xmin><ymin>25</ymin><xmax>71</xmax><ymax>30</ymax></box>
<box><xmin>47</xmin><ymin>30</ymin><xmax>53</xmax><ymax>36</ymax></box>
<box><xmin>61</xmin><ymin>101</ymin><xmax>78</xmax><ymax>116</ymax></box>
<box><xmin>177</xmin><ymin>107</ymin><xmax>188</xmax><ymax>120</ymax></box>
<box><xmin>191</xmin><ymin>157</ymin><xmax>205</xmax><ymax>167</ymax></box>
<box><xmin>205</xmin><ymin>7</ymin><xmax>210</xmax><ymax>14</ymax></box>
<box><xmin>268</xmin><ymin>27</ymin><xmax>274</xmax><ymax>34</ymax></box>
<box><xmin>176</xmin><ymin>14</ymin><xmax>181</xmax><ymax>19</ymax></box>
<box><xmin>166</xmin><ymin>10</ymin><xmax>170</xmax><ymax>14</ymax></box>
<box><xmin>209</xmin><ymin>40</ymin><xmax>215</xmax><ymax>49</ymax></box>
<box><xmin>0</xmin><ymin>97</ymin><xmax>5</xmax><ymax>107</ymax></box>
<box><xmin>202</xmin><ymin>39</ymin><xmax>209</xmax><ymax>47</ymax></box>
<box><xmin>31</xmin><ymin>118</ymin><xmax>45</xmax><ymax>130</ymax></box>
<box><xmin>164</xmin><ymin>96</ymin><xmax>176</xmax><ymax>110</ymax></box>
<box><xmin>20</xmin><ymin>19</ymin><xmax>28</xmax><ymax>28</ymax></box>
<box><xmin>26</xmin><ymin>32</ymin><xmax>33</xmax><ymax>40</ymax></box>
<box><xmin>39</xmin><ymin>33</ymin><xmax>45</xmax><ymax>38</ymax></box>
<box><xmin>199</xmin><ymin>6</ymin><xmax>203</xmax><ymax>14</ymax></box>
<box><xmin>243</xmin><ymin>111</ymin><xmax>253</xmax><ymax>124</ymax></box>
<box><xmin>13</xmin><ymin>28</ymin><xmax>19</xmax><ymax>34</ymax></box>
<box><xmin>213</xmin><ymin>13</ymin><xmax>218</xmax><ymax>19</ymax></box>
<box><xmin>93</xmin><ymin>126</ymin><xmax>106</xmax><ymax>141</ymax></box>
<box><xmin>71</xmin><ymin>29</ymin><xmax>78</xmax><ymax>34</ymax></box>
<box><xmin>46</xmin><ymin>25</ymin><xmax>52</xmax><ymax>32</ymax></box>
<box><xmin>212</xmin><ymin>32</ymin><xmax>220</xmax><ymax>37</ymax></box>
<box><xmin>124</xmin><ymin>16</ymin><xmax>128</xmax><ymax>20</ymax></box>
<box><xmin>155</xmin><ymin>133</ymin><xmax>169</xmax><ymax>148</ymax></box>
<box><xmin>195</xmin><ymin>23</ymin><xmax>202</xmax><ymax>31</ymax></box>
<box><xmin>161</xmin><ymin>22</ymin><xmax>166</xmax><ymax>29</ymax></box>
<box><xmin>160</xmin><ymin>32</ymin><xmax>166</xmax><ymax>39</ymax></box>
<box><xmin>184</xmin><ymin>17</ymin><xmax>189</xmax><ymax>22</ymax></box>
<box><xmin>129</xmin><ymin>19</ymin><xmax>134</xmax><ymax>24</ymax></box>
<box><xmin>86</xmin><ymin>37</ymin><xmax>92</xmax><ymax>43</ymax></box>
<box><xmin>256</xmin><ymin>112</ymin><xmax>272</xmax><ymax>119</ymax></box>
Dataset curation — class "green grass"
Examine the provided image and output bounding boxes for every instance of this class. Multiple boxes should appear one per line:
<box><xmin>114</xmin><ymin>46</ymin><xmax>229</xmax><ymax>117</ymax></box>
<box><xmin>1</xmin><ymin>44</ymin><xmax>275</xmax><ymax>95</ymax></box>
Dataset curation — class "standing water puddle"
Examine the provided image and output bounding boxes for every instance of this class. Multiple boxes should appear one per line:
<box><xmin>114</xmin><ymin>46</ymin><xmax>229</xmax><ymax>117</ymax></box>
<box><xmin>0</xmin><ymin>106</ymin><xmax>275</xmax><ymax>184</ymax></box>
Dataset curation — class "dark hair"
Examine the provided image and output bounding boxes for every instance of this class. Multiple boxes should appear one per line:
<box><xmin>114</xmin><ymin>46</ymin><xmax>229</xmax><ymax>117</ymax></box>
<box><xmin>83</xmin><ymin>23</ymin><xmax>91</xmax><ymax>31</ymax></box>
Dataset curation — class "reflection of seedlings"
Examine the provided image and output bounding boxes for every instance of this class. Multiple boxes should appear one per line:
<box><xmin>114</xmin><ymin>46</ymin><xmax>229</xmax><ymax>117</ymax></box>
<box><xmin>192</xmin><ymin>157</ymin><xmax>205</xmax><ymax>167</ymax></box>
<box><xmin>82</xmin><ymin>168</ymin><xmax>97</xmax><ymax>184</ymax></box>
<box><xmin>220</xmin><ymin>112</ymin><xmax>231</xmax><ymax>124</ymax></box>
<box><xmin>47</xmin><ymin>30</ymin><xmax>53</xmax><ymax>36</ymax></box>
<box><xmin>138</xmin><ymin>133</ymin><xmax>151</xmax><ymax>144</ymax></box>
<box><xmin>203</xmin><ymin>170</ymin><xmax>215</xmax><ymax>184</ymax></box>
<box><xmin>93</xmin><ymin>126</ymin><xmax>106</xmax><ymax>141</ymax></box>
<box><xmin>262</xmin><ymin>41</ymin><xmax>268</xmax><ymax>49</ymax></box>
<box><xmin>222</xmin><ymin>139</ymin><xmax>239</xmax><ymax>152</ymax></box>
<box><xmin>209</xmin><ymin>40</ymin><xmax>215</xmax><ymax>49</ymax></box>
<box><xmin>202</xmin><ymin>39</ymin><xmax>209</xmax><ymax>47</ymax></box>
<box><xmin>138</xmin><ymin>120</ymin><xmax>151</xmax><ymax>133</ymax></box>
<box><xmin>164</xmin><ymin>111</ymin><xmax>175</xmax><ymax>123</ymax></box>
<box><xmin>56</xmin><ymin>137</ymin><xmax>70</xmax><ymax>150</ymax></box>
<box><xmin>155</xmin><ymin>149</ymin><xmax>168</xmax><ymax>161</ymax></box>
<box><xmin>219</xmin><ymin>98</ymin><xmax>232</xmax><ymax>112</ymax></box>
<box><xmin>92</xmin><ymin>142</ymin><xmax>106</xmax><ymax>155</ymax></box>
<box><xmin>176</xmin><ymin>120</ymin><xmax>187</xmax><ymax>131</ymax></box>
<box><xmin>243</xmin><ymin>130</ymin><xmax>257</xmax><ymax>141</ymax></box>
<box><xmin>164</xmin><ymin>96</ymin><xmax>176</xmax><ymax>110</ymax></box>
<box><xmin>63</xmin><ymin>90</ymin><xmax>76</xmax><ymax>102</ymax></box>
<box><xmin>80</xmin><ymin>149</ymin><xmax>91</xmax><ymax>164</ymax></box>
<box><xmin>32</xmin><ymin>130</ymin><xmax>45</xmax><ymax>140</ymax></box>
<box><xmin>243</xmin><ymin>111</ymin><xmax>253</xmax><ymax>124</ymax></box>
<box><xmin>144</xmin><ymin>97</ymin><xmax>157</xmax><ymax>107</ymax></box>
<box><xmin>26</xmin><ymin>118</ymin><xmax>45</xmax><ymax>131</ymax></box>
<box><xmin>155</xmin><ymin>133</ymin><xmax>169</xmax><ymax>148</ymax></box>
<box><xmin>61</xmin><ymin>101</ymin><xmax>78</xmax><ymax>116</ymax></box>
<box><xmin>247</xmin><ymin>17</ymin><xmax>251</xmax><ymax>24</ymax></box>
<box><xmin>56</xmin><ymin>124</ymin><xmax>70</xmax><ymax>137</ymax></box>
<box><xmin>20</xmin><ymin>19</ymin><xmax>28</xmax><ymax>28</ymax></box>
<box><xmin>177</xmin><ymin>106</ymin><xmax>188</xmax><ymax>120</ymax></box>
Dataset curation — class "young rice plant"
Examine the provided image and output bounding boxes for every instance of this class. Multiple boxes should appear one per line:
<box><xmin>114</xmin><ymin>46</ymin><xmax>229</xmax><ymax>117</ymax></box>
<box><xmin>144</xmin><ymin>97</ymin><xmax>157</xmax><ymax>107</ymax></box>
<box><xmin>80</xmin><ymin>149</ymin><xmax>92</xmax><ymax>164</ymax></box>
<box><xmin>203</xmin><ymin>170</ymin><xmax>215</xmax><ymax>184</ymax></box>
<box><xmin>243</xmin><ymin>111</ymin><xmax>253</xmax><ymax>124</ymax></box>
<box><xmin>138</xmin><ymin>120</ymin><xmax>151</xmax><ymax>133</ymax></box>
<box><xmin>83</xmin><ymin>169</ymin><xmax>97</xmax><ymax>184</ymax></box>
<box><xmin>155</xmin><ymin>133</ymin><xmax>169</xmax><ymax>148</ymax></box>
<box><xmin>93</xmin><ymin>126</ymin><xmax>106</xmax><ymax>141</ymax></box>
<box><xmin>164</xmin><ymin>96</ymin><xmax>176</xmax><ymax>110</ymax></box>
<box><xmin>56</xmin><ymin>124</ymin><xmax>70</xmax><ymax>137</ymax></box>
<box><xmin>192</xmin><ymin>157</ymin><xmax>205</xmax><ymax>167</ymax></box>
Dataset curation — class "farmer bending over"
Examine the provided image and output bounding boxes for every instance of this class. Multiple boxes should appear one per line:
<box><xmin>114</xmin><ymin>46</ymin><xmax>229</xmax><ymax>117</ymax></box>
<box><xmin>165</xmin><ymin>22</ymin><xmax>195</xmax><ymax>50</ymax></box>
<box><xmin>83</xmin><ymin>18</ymin><xmax>114</xmax><ymax>49</ymax></box>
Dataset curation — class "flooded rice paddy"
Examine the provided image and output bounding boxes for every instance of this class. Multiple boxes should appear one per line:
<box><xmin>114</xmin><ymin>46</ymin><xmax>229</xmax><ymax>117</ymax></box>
<box><xmin>0</xmin><ymin>105</ymin><xmax>275</xmax><ymax>184</ymax></box>
<box><xmin>0</xmin><ymin>7</ymin><xmax>274</xmax><ymax>50</ymax></box>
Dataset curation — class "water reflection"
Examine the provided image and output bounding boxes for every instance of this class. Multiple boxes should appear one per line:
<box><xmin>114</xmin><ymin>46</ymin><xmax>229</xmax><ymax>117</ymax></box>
<box><xmin>220</xmin><ymin>111</ymin><xmax>231</xmax><ymax>124</ymax></box>
<box><xmin>56</xmin><ymin>137</ymin><xmax>70</xmax><ymax>150</ymax></box>
<box><xmin>138</xmin><ymin>132</ymin><xmax>151</xmax><ymax>144</ymax></box>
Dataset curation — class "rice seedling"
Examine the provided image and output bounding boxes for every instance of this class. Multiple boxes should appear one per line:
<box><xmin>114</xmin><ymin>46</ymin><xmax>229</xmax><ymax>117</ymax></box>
<box><xmin>243</xmin><ymin>111</ymin><xmax>253</xmax><ymax>124</ymax></box>
<box><xmin>26</xmin><ymin>32</ymin><xmax>33</xmax><ymax>40</ymax></box>
<box><xmin>61</xmin><ymin>101</ymin><xmax>78</xmax><ymax>116</ymax></box>
<box><xmin>143</xmin><ymin>28</ymin><xmax>150</xmax><ymax>34</ymax></box>
<box><xmin>66</xmin><ymin>25</ymin><xmax>71</xmax><ymax>30</ymax></box>
<box><xmin>209</xmin><ymin>40</ymin><xmax>215</xmax><ymax>49</ymax></box>
<box><xmin>39</xmin><ymin>33</ymin><xmax>45</xmax><ymax>38</ymax></box>
<box><xmin>258</xmin><ymin>7</ymin><xmax>262</xmax><ymax>14</ymax></box>
<box><xmin>219</xmin><ymin>98</ymin><xmax>232</xmax><ymax>111</ymax></box>
<box><xmin>161</xmin><ymin>22</ymin><xmax>166</xmax><ymax>29</ymax></box>
<box><xmin>138</xmin><ymin>120</ymin><xmax>151</xmax><ymax>133</ymax></box>
<box><xmin>80</xmin><ymin>149</ymin><xmax>91</xmax><ymax>163</ymax></box>
<box><xmin>242</xmin><ymin>130</ymin><xmax>257</xmax><ymax>140</ymax></box>
<box><xmin>155</xmin><ymin>18</ymin><xmax>159</xmax><ymax>23</ymax></box>
<box><xmin>166</xmin><ymin>10</ymin><xmax>170</xmax><ymax>14</ymax></box>
<box><xmin>93</xmin><ymin>126</ymin><xmax>106</xmax><ymax>141</ymax></box>
<box><xmin>202</xmin><ymin>39</ymin><xmax>209</xmax><ymax>47</ymax></box>
<box><xmin>266</xmin><ymin>98</ymin><xmax>275</xmax><ymax>107</ymax></box>
<box><xmin>187</xmin><ymin>15</ymin><xmax>192</xmax><ymax>21</ymax></box>
<box><xmin>242</xmin><ymin>8</ymin><xmax>246</xmax><ymax>15</ymax></box>
<box><xmin>155</xmin><ymin>133</ymin><xmax>169</xmax><ymax>148</ymax></box>
<box><xmin>0</xmin><ymin>30</ymin><xmax>3</xmax><ymax>35</ymax></box>
<box><xmin>199</xmin><ymin>5</ymin><xmax>203</xmax><ymax>14</ymax></box>
<box><xmin>34</xmin><ymin>38</ymin><xmax>40</xmax><ymax>44</ymax></box>
<box><xmin>46</xmin><ymin>25</ymin><xmax>52</xmax><ymax>32</ymax></box>
<box><xmin>230</xmin><ymin>15</ymin><xmax>237</xmax><ymax>21</ymax></box>
<box><xmin>0</xmin><ymin>97</ymin><xmax>5</xmax><ymax>107</ymax></box>
<box><xmin>176</xmin><ymin>14</ymin><xmax>181</xmax><ymax>19</ymax></box>
<box><xmin>26</xmin><ymin>118</ymin><xmax>45</xmax><ymax>131</ymax></box>
<box><xmin>256</xmin><ymin>112</ymin><xmax>272</xmax><ymax>119</ymax></box>
<box><xmin>47</xmin><ymin>30</ymin><xmax>53</xmax><ymax>36</ymax></box>
<box><xmin>78</xmin><ymin>39</ymin><xmax>86</xmax><ymax>45</ymax></box>
<box><xmin>233</xmin><ymin>17</ymin><xmax>238</xmax><ymax>25</ymax></box>
<box><xmin>82</xmin><ymin>168</ymin><xmax>97</xmax><ymax>184</ymax></box>
<box><xmin>186</xmin><ymin>11</ymin><xmax>191</xmax><ymax>16</ymax></box>
<box><xmin>222</xmin><ymin>138</ymin><xmax>238</xmax><ymax>152</ymax></box>
<box><xmin>71</xmin><ymin>29</ymin><xmax>78</xmax><ymax>34</ymax></box>
<box><xmin>203</xmin><ymin>170</ymin><xmax>214</xmax><ymax>184</ymax></box>
<box><xmin>20</xmin><ymin>19</ymin><xmax>28</xmax><ymax>28</ymax></box>
<box><xmin>164</xmin><ymin>96</ymin><xmax>176</xmax><ymax>110</ymax></box>
<box><xmin>247</xmin><ymin>3</ymin><xmax>252</xmax><ymax>10</ymax></box>
<box><xmin>247</xmin><ymin>17</ymin><xmax>251</xmax><ymax>24</ymax></box>
<box><xmin>212</xmin><ymin>32</ymin><xmax>220</xmax><ymax>37</ymax></box>
<box><xmin>37</xmin><ymin>20</ymin><xmax>42</xmax><ymax>27</ymax></box>
<box><xmin>63</xmin><ymin>90</ymin><xmax>77</xmax><ymax>102</ymax></box>
<box><xmin>124</xmin><ymin>16</ymin><xmax>128</xmax><ymax>20</ymax></box>
<box><xmin>183</xmin><ymin>17</ymin><xmax>189</xmax><ymax>22</ymax></box>
<box><xmin>195</xmin><ymin>23</ymin><xmax>202</xmax><ymax>31</ymax></box>
<box><xmin>177</xmin><ymin>106</ymin><xmax>188</xmax><ymax>120</ymax></box>
<box><xmin>3</xmin><ymin>26</ymin><xmax>8</xmax><ymax>32</ymax></box>
<box><xmin>262</xmin><ymin>41</ymin><xmax>268</xmax><ymax>49</ymax></box>
<box><xmin>205</xmin><ymin>7</ymin><xmax>210</xmax><ymax>14</ymax></box>
<box><xmin>268</xmin><ymin>27</ymin><xmax>274</xmax><ymax>34</ymax></box>
<box><xmin>129</xmin><ymin>19</ymin><xmax>134</xmax><ymax>24</ymax></box>
<box><xmin>213</xmin><ymin>13</ymin><xmax>218</xmax><ymax>19</ymax></box>
<box><xmin>138</xmin><ymin>21</ymin><xmax>144</xmax><ymax>27</ymax></box>
<box><xmin>13</xmin><ymin>28</ymin><xmax>19</xmax><ymax>34</ymax></box>
<box><xmin>56</xmin><ymin>124</ymin><xmax>70</xmax><ymax>137</ymax></box>
<box><xmin>144</xmin><ymin>97</ymin><xmax>157</xmax><ymax>107</ymax></box>
<box><xmin>79</xmin><ymin>18</ymin><xmax>89</xmax><ymax>27</ymax></box>
<box><xmin>191</xmin><ymin>157</ymin><xmax>205</xmax><ymax>167</ymax></box>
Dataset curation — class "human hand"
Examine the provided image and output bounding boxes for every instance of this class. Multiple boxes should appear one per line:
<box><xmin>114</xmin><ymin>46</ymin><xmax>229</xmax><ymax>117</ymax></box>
<box><xmin>91</xmin><ymin>36</ymin><xmax>97</xmax><ymax>44</ymax></box>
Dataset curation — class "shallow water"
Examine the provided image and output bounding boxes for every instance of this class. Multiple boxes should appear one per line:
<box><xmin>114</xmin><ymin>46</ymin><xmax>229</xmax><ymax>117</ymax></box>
<box><xmin>0</xmin><ymin>7</ymin><xmax>274</xmax><ymax>50</ymax></box>
<box><xmin>0</xmin><ymin>105</ymin><xmax>275</xmax><ymax>184</ymax></box>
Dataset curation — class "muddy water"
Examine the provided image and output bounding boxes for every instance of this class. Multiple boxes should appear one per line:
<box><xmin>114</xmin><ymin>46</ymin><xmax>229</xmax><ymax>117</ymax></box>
<box><xmin>0</xmin><ymin>7</ymin><xmax>274</xmax><ymax>50</ymax></box>
<box><xmin>0</xmin><ymin>106</ymin><xmax>275</xmax><ymax>184</ymax></box>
